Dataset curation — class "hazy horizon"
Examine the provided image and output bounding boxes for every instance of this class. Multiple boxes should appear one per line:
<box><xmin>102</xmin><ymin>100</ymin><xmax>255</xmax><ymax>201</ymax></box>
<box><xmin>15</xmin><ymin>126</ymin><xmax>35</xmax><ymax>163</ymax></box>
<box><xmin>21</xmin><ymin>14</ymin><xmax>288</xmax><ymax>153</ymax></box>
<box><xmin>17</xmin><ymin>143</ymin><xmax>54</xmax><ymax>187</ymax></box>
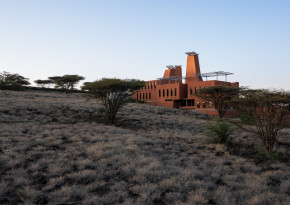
<box><xmin>1</xmin><ymin>0</ymin><xmax>289</xmax><ymax>90</ymax></box>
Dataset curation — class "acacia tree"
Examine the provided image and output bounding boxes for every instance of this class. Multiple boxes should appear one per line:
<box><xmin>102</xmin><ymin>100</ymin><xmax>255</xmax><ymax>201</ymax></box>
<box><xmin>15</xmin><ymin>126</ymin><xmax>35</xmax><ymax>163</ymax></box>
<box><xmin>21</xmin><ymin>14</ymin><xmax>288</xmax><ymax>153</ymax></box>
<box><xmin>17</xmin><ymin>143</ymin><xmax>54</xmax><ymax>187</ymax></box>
<box><xmin>0</xmin><ymin>71</ymin><xmax>30</xmax><ymax>90</ymax></box>
<box><xmin>49</xmin><ymin>75</ymin><xmax>85</xmax><ymax>90</ymax></box>
<box><xmin>82</xmin><ymin>78</ymin><xmax>145</xmax><ymax>124</ymax></box>
<box><xmin>231</xmin><ymin>89</ymin><xmax>290</xmax><ymax>153</ymax></box>
<box><xmin>195</xmin><ymin>86</ymin><xmax>240</xmax><ymax>118</ymax></box>
<box><xmin>34</xmin><ymin>79</ymin><xmax>54</xmax><ymax>88</ymax></box>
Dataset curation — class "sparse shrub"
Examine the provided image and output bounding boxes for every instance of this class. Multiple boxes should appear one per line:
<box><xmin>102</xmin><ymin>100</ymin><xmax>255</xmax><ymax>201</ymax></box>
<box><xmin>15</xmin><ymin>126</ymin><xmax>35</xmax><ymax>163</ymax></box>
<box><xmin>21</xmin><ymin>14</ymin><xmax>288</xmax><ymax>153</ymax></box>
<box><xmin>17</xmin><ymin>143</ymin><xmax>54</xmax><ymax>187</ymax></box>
<box><xmin>205</xmin><ymin>119</ymin><xmax>234</xmax><ymax>144</ymax></box>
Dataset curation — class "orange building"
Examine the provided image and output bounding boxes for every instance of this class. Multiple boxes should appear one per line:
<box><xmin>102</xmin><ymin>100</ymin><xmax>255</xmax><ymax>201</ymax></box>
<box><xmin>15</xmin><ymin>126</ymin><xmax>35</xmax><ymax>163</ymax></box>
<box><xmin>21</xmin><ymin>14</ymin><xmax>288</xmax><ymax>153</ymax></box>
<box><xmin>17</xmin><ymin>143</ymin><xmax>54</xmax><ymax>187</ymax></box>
<box><xmin>132</xmin><ymin>51</ymin><xmax>239</xmax><ymax>116</ymax></box>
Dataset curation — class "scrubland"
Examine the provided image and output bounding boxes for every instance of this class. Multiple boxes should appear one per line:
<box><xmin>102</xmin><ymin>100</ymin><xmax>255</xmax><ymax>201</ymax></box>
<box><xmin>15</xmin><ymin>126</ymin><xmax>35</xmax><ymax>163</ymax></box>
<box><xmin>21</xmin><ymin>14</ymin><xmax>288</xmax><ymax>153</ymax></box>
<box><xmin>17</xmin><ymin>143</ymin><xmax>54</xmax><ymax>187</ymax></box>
<box><xmin>0</xmin><ymin>90</ymin><xmax>289</xmax><ymax>205</ymax></box>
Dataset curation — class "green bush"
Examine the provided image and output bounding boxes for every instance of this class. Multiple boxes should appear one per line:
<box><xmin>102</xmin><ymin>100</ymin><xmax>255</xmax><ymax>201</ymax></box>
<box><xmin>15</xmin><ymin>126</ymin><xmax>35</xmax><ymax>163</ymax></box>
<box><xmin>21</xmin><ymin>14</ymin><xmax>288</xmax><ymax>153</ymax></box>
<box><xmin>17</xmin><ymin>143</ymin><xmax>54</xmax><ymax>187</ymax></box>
<box><xmin>96</xmin><ymin>107</ymin><xmax>107</xmax><ymax>122</ymax></box>
<box><xmin>239</xmin><ymin>114</ymin><xmax>255</xmax><ymax>124</ymax></box>
<box><xmin>205</xmin><ymin>119</ymin><xmax>234</xmax><ymax>144</ymax></box>
<box><xmin>256</xmin><ymin>147</ymin><xmax>283</xmax><ymax>161</ymax></box>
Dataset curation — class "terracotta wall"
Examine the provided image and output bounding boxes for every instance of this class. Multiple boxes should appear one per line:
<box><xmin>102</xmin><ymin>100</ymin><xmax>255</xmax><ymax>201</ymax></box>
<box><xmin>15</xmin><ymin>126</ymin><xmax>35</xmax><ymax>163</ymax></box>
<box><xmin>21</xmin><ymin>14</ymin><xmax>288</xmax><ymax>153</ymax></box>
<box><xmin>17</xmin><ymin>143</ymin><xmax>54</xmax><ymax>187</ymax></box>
<box><xmin>132</xmin><ymin>51</ymin><xmax>239</xmax><ymax>116</ymax></box>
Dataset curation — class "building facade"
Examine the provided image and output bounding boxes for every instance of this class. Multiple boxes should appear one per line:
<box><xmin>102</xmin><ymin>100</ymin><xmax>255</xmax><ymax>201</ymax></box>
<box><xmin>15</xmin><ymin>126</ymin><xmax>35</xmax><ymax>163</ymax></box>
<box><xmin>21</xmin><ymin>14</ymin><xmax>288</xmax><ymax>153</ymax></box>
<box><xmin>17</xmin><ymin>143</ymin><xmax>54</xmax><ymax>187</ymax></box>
<box><xmin>132</xmin><ymin>51</ymin><xmax>239</xmax><ymax>116</ymax></box>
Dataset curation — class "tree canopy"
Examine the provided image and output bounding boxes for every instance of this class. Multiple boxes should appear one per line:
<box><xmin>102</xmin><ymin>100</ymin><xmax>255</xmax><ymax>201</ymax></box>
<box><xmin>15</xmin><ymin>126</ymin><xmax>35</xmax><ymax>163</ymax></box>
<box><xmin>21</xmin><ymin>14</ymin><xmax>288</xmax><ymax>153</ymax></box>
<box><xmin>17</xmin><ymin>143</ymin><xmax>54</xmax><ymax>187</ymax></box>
<box><xmin>82</xmin><ymin>78</ymin><xmax>145</xmax><ymax>124</ymax></box>
<box><xmin>49</xmin><ymin>75</ymin><xmax>85</xmax><ymax>90</ymax></box>
<box><xmin>34</xmin><ymin>79</ymin><xmax>54</xmax><ymax>88</ymax></box>
<box><xmin>195</xmin><ymin>86</ymin><xmax>240</xmax><ymax>118</ymax></box>
<box><xmin>0</xmin><ymin>71</ymin><xmax>30</xmax><ymax>90</ymax></box>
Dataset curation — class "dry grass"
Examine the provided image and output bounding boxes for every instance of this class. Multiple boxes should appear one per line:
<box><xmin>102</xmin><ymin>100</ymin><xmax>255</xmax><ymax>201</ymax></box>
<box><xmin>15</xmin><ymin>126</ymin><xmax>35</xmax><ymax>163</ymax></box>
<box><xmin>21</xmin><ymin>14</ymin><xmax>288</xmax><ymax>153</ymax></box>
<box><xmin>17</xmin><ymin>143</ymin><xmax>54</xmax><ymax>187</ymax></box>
<box><xmin>0</xmin><ymin>90</ymin><xmax>289</xmax><ymax>205</ymax></box>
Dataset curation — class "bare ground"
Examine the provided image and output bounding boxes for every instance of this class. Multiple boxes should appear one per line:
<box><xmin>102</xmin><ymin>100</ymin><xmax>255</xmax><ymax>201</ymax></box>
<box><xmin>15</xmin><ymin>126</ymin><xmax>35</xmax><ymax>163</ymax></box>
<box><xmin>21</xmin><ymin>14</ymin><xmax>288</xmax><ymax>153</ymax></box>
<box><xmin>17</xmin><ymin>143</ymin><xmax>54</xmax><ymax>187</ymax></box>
<box><xmin>0</xmin><ymin>90</ymin><xmax>289</xmax><ymax>205</ymax></box>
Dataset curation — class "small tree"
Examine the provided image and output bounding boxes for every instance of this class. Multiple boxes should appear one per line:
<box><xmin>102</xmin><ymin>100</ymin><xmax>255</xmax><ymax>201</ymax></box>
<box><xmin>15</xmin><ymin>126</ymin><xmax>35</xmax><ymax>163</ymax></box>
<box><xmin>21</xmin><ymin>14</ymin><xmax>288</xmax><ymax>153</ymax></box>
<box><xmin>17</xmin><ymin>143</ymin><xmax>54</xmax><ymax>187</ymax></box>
<box><xmin>82</xmin><ymin>78</ymin><xmax>145</xmax><ymax>124</ymax></box>
<box><xmin>195</xmin><ymin>86</ymin><xmax>240</xmax><ymax>118</ymax></box>
<box><xmin>232</xmin><ymin>89</ymin><xmax>290</xmax><ymax>153</ymax></box>
<box><xmin>49</xmin><ymin>75</ymin><xmax>85</xmax><ymax>90</ymax></box>
<box><xmin>0</xmin><ymin>71</ymin><xmax>30</xmax><ymax>90</ymax></box>
<box><xmin>34</xmin><ymin>79</ymin><xmax>54</xmax><ymax>88</ymax></box>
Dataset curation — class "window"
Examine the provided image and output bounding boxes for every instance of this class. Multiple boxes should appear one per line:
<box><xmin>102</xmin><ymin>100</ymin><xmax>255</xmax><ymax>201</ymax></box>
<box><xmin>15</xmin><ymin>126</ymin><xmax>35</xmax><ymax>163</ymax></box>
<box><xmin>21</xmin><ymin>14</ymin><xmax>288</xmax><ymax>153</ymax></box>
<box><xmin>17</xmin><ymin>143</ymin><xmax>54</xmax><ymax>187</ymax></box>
<box><xmin>167</xmin><ymin>89</ymin><xmax>169</xmax><ymax>96</ymax></box>
<box><xmin>144</xmin><ymin>85</ymin><xmax>146</xmax><ymax>90</ymax></box>
<box><xmin>202</xmin><ymin>102</ymin><xmax>206</xmax><ymax>108</ymax></box>
<box><xmin>195</xmin><ymin>87</ymin><xmax>197</xmax><ymax>93</ymax></box>
<box><xmin>209</xmin><ymin>101</ymin><xmax>213</xmax><ymax>108</ymax></box>
<box><xmin>143</xmin><ymin>93</ymin><xmax>145</xmax><ymax>99</ymax></box>
<box><xmin>197</xmin><ymin>101</ymin><xmax>200</xmax><ymax>108</ymax></box>
<box><xmin>163</xmin><ymin>89</ymin><xmax>165</xmax><ymax>97</ymax></box>
<box><xmin>146</xmin><ymin>93</ymin><xmax>148</xmax><ymax>99</ymax></box>
<box><xmin>136</xmin><ymin>93</ymin><xmax>138</xmax><ymax>100</ymax></box>
<box><xmin>170</xmin><ymin>88</ymin><xmax>173</xmax><ymax>96</ymax></box>
<box><xmin>190</xmin><ymin>87</ymin><xmax>193</xmax><ymax>95</ymax></box>
<box><xmin>148</xmin><ymin>84</ymin><xmax>150</xmax><ymax>89</ymax></box>
<box><xmin>187</xmin><ymin>99</ymin><xmax>195</xmax><ymax>106</ymax></box>
<box><xmin>154</xmin><ymin>82</ymin><xmax>156</xmax><ymax>88</ymax></box>
<box><xmin>180</xmin><ymin>100</ymin><xmax>186</xmax><ymax>107</ymax></box>
<box><xmin>149</xmin><ymin>92</ymin><xmax>151</xmax><ymax>99</ymax></box>
<box><xmin>150</xmin><ymin>83</ymin><xmax>152</xmax><ymax>89</ymax></box>
<box><xmin>159</xmin><ymin>89</ymin><xmax>161</xmax><ymax>97</ymax></box>
<box><xmin>140</xmin><ymin>93</ymin><xmax>142</xmax><ymax>99</ymax></box>
<box><xmin>175</xmin><ymin>88</ymin><xmax>177</xmax><ymax>96</ymax></box>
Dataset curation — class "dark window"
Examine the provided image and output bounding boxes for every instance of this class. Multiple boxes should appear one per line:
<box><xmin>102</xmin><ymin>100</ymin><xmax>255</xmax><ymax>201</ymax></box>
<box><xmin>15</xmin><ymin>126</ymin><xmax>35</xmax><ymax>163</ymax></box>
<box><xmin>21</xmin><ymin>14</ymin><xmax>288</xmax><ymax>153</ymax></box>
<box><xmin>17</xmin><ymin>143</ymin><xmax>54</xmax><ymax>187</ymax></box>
<box><xmin>190</xmin><ymin>87</ymin><xmax>193</xmax><ymax>95</ymax></box>
<box><xmin>136</xmin><ymin>93</ymin><xmax>138</xmax><ymax>100</ymax></box>
<box><xmin>163</xmin><ymin>89</ymin><xmax>165</xmax><ymax>97</ymax></box>
<box><xmin>146</xmin><ymin>93</ymin><xmax>148</xmax><ymax>99</ymax></box>
<box><xmin>148</xmin><ymin>84</ymin><xmax>150</xmax><ymax>89</ymax></box>
<box><xmin>180</xmin><ymin>100</ymin><xmax>186</xmax><ymax>107</ymax></box>
<box><xmin>197</xmin><ymin>101</ymin><xmax>200</xmax><ymax>108</ymax></box>
<box><xmin>195</xmin><ymin>87</ymin><xmax>197</xmax><ymax>93</ymax></box>
<box><xmin>202</xmin><ymin>102</ymin><xmax>206</xmax><ymax>108</ymax></box>
<box><xmin>167</xmin><ymin>89</ymin><xmax>169</xmax><ymax>96</ymax></box>
<box><xmin>151</xmin><ymin>83</ymin><xmax>152</xmax><ymax>89</ymax></box>
<box><xmin>175</xmin><ymin>88</ymin><xmax>177</xmax><ymax>96</ymax></box>
<box><xmin>154</xmin><ymin>82</ymin><xmax>156</xmax><ymax>88</ymax></box>
<box><xmin>149</xmin><ymin>92</ymin><xmax>151</xmax><ymax>99</ymax></box>
<box><xmin>159</xmin><ymin>89</ymin><xmax>161</xmax><ymax>97</ymax></box>
<box><xmin>187</xmin><ymin>100</ymin><xmax>195</xmax><ymax>106</ymax></box>
<box><xmin>171</xmin><ymin>88</ymin><xmax>173</xmax><ymax>96</ymax></box>
<box><xmin>143</xmin><ymin>93</ymin><xmax>145</xmax><ymax>99</ymax></box>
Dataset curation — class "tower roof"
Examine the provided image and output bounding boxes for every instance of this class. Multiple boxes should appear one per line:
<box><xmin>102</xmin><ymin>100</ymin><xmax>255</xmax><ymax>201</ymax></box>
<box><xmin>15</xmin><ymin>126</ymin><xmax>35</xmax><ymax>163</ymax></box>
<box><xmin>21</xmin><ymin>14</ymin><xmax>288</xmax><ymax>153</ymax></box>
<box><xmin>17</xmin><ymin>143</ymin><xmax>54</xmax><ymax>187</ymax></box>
<box><xmin>166</xmin><ymin>65</ymin><xmax>175</xmax><ymax>69</ymax></box>
<box><xmin>185</xmin><ymin>51</ymin><xmax>199</xmax><ymax>56</ymax></box>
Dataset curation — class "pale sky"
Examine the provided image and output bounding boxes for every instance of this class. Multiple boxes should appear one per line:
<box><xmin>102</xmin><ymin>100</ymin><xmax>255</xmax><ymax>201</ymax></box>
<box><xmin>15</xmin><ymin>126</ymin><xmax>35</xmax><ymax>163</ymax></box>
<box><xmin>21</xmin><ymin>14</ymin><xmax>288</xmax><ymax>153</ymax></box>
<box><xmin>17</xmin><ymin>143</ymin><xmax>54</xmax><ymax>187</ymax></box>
<box><xmin>0</xmin><ymin>0</ymin><xmax>289</xmax><ymax>90</ymax></box>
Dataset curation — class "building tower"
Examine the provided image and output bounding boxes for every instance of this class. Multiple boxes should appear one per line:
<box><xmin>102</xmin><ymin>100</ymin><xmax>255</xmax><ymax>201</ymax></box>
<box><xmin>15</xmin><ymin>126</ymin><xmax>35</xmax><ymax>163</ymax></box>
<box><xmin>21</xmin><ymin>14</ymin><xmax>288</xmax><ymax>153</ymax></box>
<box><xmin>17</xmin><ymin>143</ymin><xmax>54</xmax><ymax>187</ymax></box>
<box><xmin>185</xmin><ymin>51</ymin><xmax>203</xmax><ymax>83</ymax></box>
